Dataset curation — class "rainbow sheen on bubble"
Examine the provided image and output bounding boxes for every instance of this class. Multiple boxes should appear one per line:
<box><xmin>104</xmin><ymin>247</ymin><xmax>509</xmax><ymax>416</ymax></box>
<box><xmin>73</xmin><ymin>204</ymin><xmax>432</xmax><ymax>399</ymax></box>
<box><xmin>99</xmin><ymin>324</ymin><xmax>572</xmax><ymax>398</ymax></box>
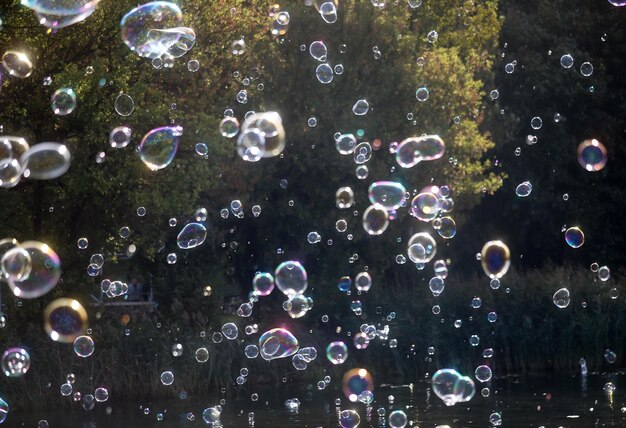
<box><xmin>577</xmin><ymin>139</ymin><xmax>607</xmax><ymax>172</ymax></box>
<box><xmin>432</xmin><ymin>368</ymin><xmax>476</xmax><ymax>406</ymax></box>
<box><xmin>139</xmin><ymin>126</ymin><xmax>182</xmax><ymax>171</ymax></box>
<box><xmin>411</xmin><ymin>192</ymin><xmax>441</xmax><ymax>222</ymax></box>
<box><xmin>368</xmin><ymin>181</ymin><xmax>406</xmax><ymax>210</ymax></box>
<box><xmin>407</xmin><ymin>232</ymin><xmax>437</xmax><ymax>264</ymax></box>
<box><xmin>7</xmin><ymin>241</ymin><xmax>60</xmax><ymax>299</ymax></box>
<box><xmin>73</xmin><ymin>335</ymin><xmax>95</xmax><ymax>358</ymax></box>
<box><xmin>564</xmin><ymin>227</ymin><xmax>584</xmax><ymax>248</ymax></box>
<box><xmin>362</xmin><ymin>204</ymin><xmax>389</xmax><ymax>235</ymax></box>
<box><xmin>1</xmin><ymin>347</ymin><xmax>30</xmax><ymax>377</ymax></box>
<box><xmin>326</xmin><ymin>341</ymin><xmax>348</xmax><ymax>364</ymax></box>
<box><xmin>252</xmin><ymin>272</ymin><xmax>275</xmax><ymax>296</ymax></box>
<box><xmin>342</xmin><ymin>368</ymin><xmax>374</xmax><ymax>402</ymax></box>
<box><xmin>44</xmin><ymin>298</ymin><xmax>88</xmax><ymax>343</ymax></box>
<box><xmin>258</xmin><ymin>328</ymin><xmax>299</xmax><ymax>361</ymax></box>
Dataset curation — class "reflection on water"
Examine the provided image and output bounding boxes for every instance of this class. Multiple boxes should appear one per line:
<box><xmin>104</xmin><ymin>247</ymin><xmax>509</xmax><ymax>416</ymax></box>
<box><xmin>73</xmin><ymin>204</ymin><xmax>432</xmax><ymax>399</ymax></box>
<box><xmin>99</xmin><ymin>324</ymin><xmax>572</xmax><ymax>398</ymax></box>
<box><xmin>13</xmin><ymin>375</ymin><xmax>626</xmax><ymax>427</ymax></box>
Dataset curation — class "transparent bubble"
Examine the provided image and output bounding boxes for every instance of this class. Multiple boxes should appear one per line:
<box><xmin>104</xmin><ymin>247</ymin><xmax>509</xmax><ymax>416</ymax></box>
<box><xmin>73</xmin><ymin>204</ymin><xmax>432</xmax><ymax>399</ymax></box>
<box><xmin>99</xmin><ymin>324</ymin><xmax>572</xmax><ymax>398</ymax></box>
<box><xmin>408</xmin><ymin>0</ymin><xmax>423</xmax><ymax>8</ymax></box>
<box><xmin>342</xmin><ymin>368</ymin><xmax>374</xmax><ymax>402</ymax></box>
<box><xmin>407</xmin><ymin>232</ymin><xmax>437</xmax><ymax>264</ymax></box>
<box><xmin>489</xmin><ymin>89</ymin><xmax>499</xmax><ymax>100</ymax></box>
<box><xmin>44</xmin><ymin>298</ymin><xmax>88</xmax><ymax>343</ymax></box>
<box><xmin>73</xmin><ymin>335</ymin><xmax>95</xmax><ymax>358</ymax></box>
<box><xmin>1</xmin><ymin>347</ymin><xmax>30</xmax><ymax>377</ymax></box>
<box><xmin>177</xmin><ymin>223</ymin><xmax>207</xmax><ymax>249</ymax></box>
<box><xmin>258</xmin><ymin>328</ymin><xmax>299</xmax><ymax>361</ymax></box>
<box><xmin>307</xmin><ymin>231</ymin><xmax>321</xmax><ymax>244</ymax></box>
<box><xmin>21</xmin><ymin>143</ymin><xmax>71</xmax><ymax>180</ymax></box>
<box><xmin>139</xmin><ymin>126</ymin><xmax>182</xmax><ymax>170</ymax></box>
<box><xmin>474</xmin><ymin>365</ymin><xmax>492</xmax><ymax>382</ymax></box>
<box><xmin>94</xmin><ymin>387</ymin><xmax>109</xmax><ymax>402</ymax></box>
<box><xmin>316</xmin><ymin>63</ymin><xmax>334</xmax><ymax>84</ymax></box>
<box><xmin>560</xmin><ymin>54</ymin><xmax>574</xmax><ymax>68</ymax></box>
<box><xmin>598</xmin><ymin>266</ymin><xmax>610</xmax><ymax>281</ymax></box>
<box><xmin>388</xmin><ymin>410</ymin><xmax>408</xmax><ymax>428</ymax></box>
<box><xmin>336</xmin><ymin>187</ymin><xmax>355</xmax><ymax>209</ymax></box>
<box><xmin>231</xmin><ymin>38</ymin><xmax>246</xmax><ymax>55</ymax></box>
<box><xmin>319</xmin><ymin>1</ymin><xmax>338</xmax><ymax>23</ymax></box>
<box><xmin>363</xmin><ymin>204</ymin><xmax>389</xmax><ymax>235</ymax></box>
<box><xmin>160</xmin><ymin>370</ymin><xmax>174</xmax><ymax>385</ymax></box>
<box><xmin>187</xmin><ymin>59</ymin><xmax>200</xmax><ymax>72</ymax></box>
<box><xmin>7</xmin><ymin>241</ymin><xmax>60</xmax><ymax>299</ymax></box>
<box><xmin>114</xmin><ymin>94</ymin><xmax>135</xmax><ymax>116</ymax></box>
<box><xmin>222</xmin><ymin>322</ymin><xmax>238</xmax><ymax>340</ymax></box>
<box><xmin>334</xmin><ymin>64</ymin><xmax>344</xmax><ymax>74</ymax></box>
<box><xmin>580</xmin><ymin>61</ymin><xmax>593</xmax><ymax>77</ymax></box>
<box><xmin>285</xmin><ymin>294</ymin><xmax>312</xmax><ymax>319</ymax></box>
<box><xmin>416</xmin><ymin>87</ymin><xmax>429</xmax><ymax>102</ymax></box>
<box><xmin>411</xmin><ymin>192</ymin><xmax>440</xmax><ymax>222</ymax></box>
<box><xmin>604</xmin><ymin>349</ymin><xmax>617</xmax><ymax>363</ymax></box>
<box><xmin>489</xmin><ymin>412</ymin><xmax>502</xmax><ymax>426</ymax></box>
<box><xmin>274</xmin><ymin>261</ymin><xmax>307</xmax><ymax>297</ymax></box>
<box><xmin>480</xmin><ymin>241</ymin><xmax>511</xmax><ymax>279</ymax></box>
<box><xmin>530</xmin><ymin>116</ymin><xmax>543</xmax><ymax>130</ymax></box>
<box><xmin>564</xmin><ymin>227</ymin><xmax>584</xmax><ymax>248</ymax></box>
<box><xmin>339</xmin><ymin>410</ymin><xmax>361</xmax><ymax>428</ymax></box>
<box><xmin>515</xmin><ymin>181</ymin><xmax>532</xmax><ymax>197</ymax></box>
<box><xmin>396</xmin><ymin>135</ymin><xmax>445</xmax><ymax>168</ymax></box>
<box><xmin>237</xmin><ymin>112</ymin><xmax>286</xmax><ymax>160</ymax></box>
<box><xmin>553</xmin><ymin>288</ymin><xmax>571</xmax><ymax>308</ymax></box>
<box><xmin>51</xmin><ymin>88</ymin><xmax>77</xmax><ymax>116</ymax></box>
<box><xmin>355</xmin><ymin>272</ymin><xmax>372</xmax><ymax>292</ymax></box>
<box><xmin>1</xmin><ymin>246</ymin><xmax>32</xmax><ymax>282</ymax></box>
<box><xmin>577</xmin><ymin>139</ymin><xmax>607</xmax><ymax>172</ymax></box>
<box><xmin>336</xmin><ymin>134</ymin><xmax>357</xmax><ymax>155</ymax></box>
<box><xmin>309</xmin><ymin>41</ymin><xmax>328</xmax><ymax>61</ymax></box>
<box><xmin>432</xmin><ymin>369</ymin><xmax>475</xmax><ymax>406</ymax></box>
<box><xmin>220</xmin><ymin>117</ymin><xmax>240</xmax><ymax>138</ymax></box>
<box><xmin>368</xmin><ymin>181</ymin><xmax>406</xmax><ymax>210</ymax></box>
<box><xmin>109</xmin><ymin>126</ymin><xmax>132</xmax><ymax>148</ymax></box>
<box><xmin>326</xmin><ymin>341</ymin><xmax>348</xmax><ymax>365</ymax></box>
<box><xmin>352</xmin><ymin>99</ymin><xmax>369</xmax><ymax>116</ymax></box>
<box><xmin>1</xmin><ymin>51</ymin><xmax>33</xmax><ymax>78</ymax></box>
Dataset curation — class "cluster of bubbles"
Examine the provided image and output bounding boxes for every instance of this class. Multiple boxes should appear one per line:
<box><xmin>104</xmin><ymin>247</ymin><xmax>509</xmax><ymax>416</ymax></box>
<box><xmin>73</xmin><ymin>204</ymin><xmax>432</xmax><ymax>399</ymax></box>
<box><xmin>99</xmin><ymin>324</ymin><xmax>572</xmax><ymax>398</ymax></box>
<box><xmin>236</xmin><ymin>112</ymin><xmax>287</xmax><ymax>162</ymax></box>
<box><xmin>0</xmin><ymin>136</ymin><xmax>72</xmax><ymax>188</ymax></box>
<box><xmin>431</xmin><ymin>369</ymin><xmax>476</xmax><ymax>406</ymax></box>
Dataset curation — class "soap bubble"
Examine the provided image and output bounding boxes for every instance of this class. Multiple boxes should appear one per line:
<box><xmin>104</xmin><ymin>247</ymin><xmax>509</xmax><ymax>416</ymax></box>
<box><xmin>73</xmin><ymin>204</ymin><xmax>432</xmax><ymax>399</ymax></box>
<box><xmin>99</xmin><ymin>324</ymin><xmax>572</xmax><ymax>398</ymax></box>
<box><xmin>195</xmin><ymin>143</ymin><xmax>208</xmax><ymax>155</ymax></box>
<box><xmin>362</xmin><ymin>204</ymin><xmax>389</xmax><ymax>235</ymax></box>
<box><xmin>109</xmin><ymin>126</ymin><xmax>132</xmax><ymax>148</ymax></box>
<box><xmin>258</xmin><ymin>328</ymin><xmax>299</xmax><ymax>361</ymax></box>
<box><xmin>21</xmin><ymin>143</ymin><xmax>71</xmax><ymax>180</ymax></box>
<box><xmin>608</xmin><ymin>0</ymin><xmax>626</xmax><ymax>5</ymax></box>
<box><xmin>44</xmin><ymin>298</ymin><xmax>88</xmax><ymax>343</ymax></box>
<box><xmin>411</xmin><ymin>192</ymin><xmax>440</xmax><ymax>222</ymax></box>
<box><xmin>1</xmin><ymin>347</ymin><xmax>30</xmax><ymax>377</ymax></box>
<box><xmin>237</xmin><ymin>112</ymin><xmax>286</xmax><ymax>160</ymax></box>
<box><xmin>139</xmin><ymin>126</ymin><xmax>182</xmax><ymax>171</ymax></box>
<box><xmin>530</xmin><ymin>117</ymin><xmax>543</xmax><ymax>130</ymax></box>
<box><xmin>564</xmin><ymin>227</ymin><xmax>584</xmax><ymax>248</ymax></box>
<box><xmin>114</xmin><ymin>94</ymin><xmax>135</xmax><ymax>116</ymax></box>
<box><xmin>598</xmin><ymin>266</ymin><xmax>610</xmax><ymax>281</ymax></box>
<box><xmin>432</xmin><ymin>369</ymin><xmax>475</xmax><ymax>406</ymax></box>
<box><xmin>388</xmin><ymin>410</ymin><xmax>408</xmax><ymax>428</ymax></box>
<box><xmin>252</xmin><ymin>272</ymin><xmax>275</xmax><ymax>296</ymax></box>
<box><xmin>319</xmin><ymin>2</ymin><xmax>338</xmax><ymax>23</ymax></box>
<box><xmin>326</xmin><ymin>341</ymin><xmax>348</xmax><ymax>364</ymax></box>
<box><xmin>342</xmin><ymin>368</ymin><xmax>374</xmax><ymax>402</ymax></box>
<box><xmin>353</xmin><ymin>142</ymin><xmax>372</xmax><ymax>164</ymax></box>
<box><xmin>0</xmin><ymin>396</ymin><xmax>8</xmax><ymax>423</ymax></box>
<box><xmin>73</xmin><ymin>335</ymin><xmax>95</xmax><ymax>358</ymax></box>
<box><xmin>202</xmin><ymin>406</ymin><xmax>222</xmax><ymax>424</ymax></box>
<box><xmin>316</xmin><ymin>63</ymin><xmax>334</xmax><ymax>84</ymax></box>
<box><xmin>177</xmin><ymin>223</ymin><xmax>207</xmax><ymax>249</ymax></box>
<box><xmin>474</xmin><ymin>365</ymin><xmax>492</xmax><ymax>382</ymax></box>
<box><xmin>553</xmin><ymin>288</ymin><xmax>570</xmax><ymax>308</ymax></box>
<box><xmin>274</xmin><ymin>261</ymin><xmax>307</xmax><ymax>297</ymax></box>
<box><xmin>285</xmin><ymin>294</ymin><xmax>313</xmax><ymax>318</ymax></box>
<box><xmin>515</xmin><ymin>181</ymin><xmax>532</xmax><ymax>197</ymax></box>
<box><xmin>34</xmin><ymin>7</ymin><xmax>98</xmax><ymax>29</ymax></box>
<box><xmin>396</xmin><ymin>135</ymin><xmax>445</xmax><ymax>168</ymax></box>
<box><xmin>51</xmin><ymin>88</ymin><xmax>77</xmax><ymax>116</ymax></box>
<box><xmin>577</xmin><ymin>139</ymin><xmax>607</xmax><ymax>172</ymax></box>
<box><xmin>336</xmin><ymin>187</ymin><xmax>355</xmax><ymax>209</ymax></box>
<box><xmin>1</xmin><ymin>51</ymin><xmax>33</xmax><ymax>78</ymax></box>
<box><xmin>220</xmin><ymin>117</ymin><xmax>240</xmax><ymax>138</ymax></box>
<box><xmin>407</xmin><ymin>232</ymin><xmax>437</xmax><ymax>264</ymax></box>
<box><xmin>7</xmin><ymin>241</ymin><xmax>60</xmax><ymax>299</ymax></box>
<box><xmin>368</xmin><ymin>181</ymin><xmax>406</xmax><ymax>210</ymax></box>
<box><xmin>339</xmin><ymin>410</ymin><xmax>361</xmax><ymax>428</ymax></box>
<box><xmin>560</xmin><ymin>54</ymin><xmax>574</xmax><ymax>68</ymax></box>
<box><xmin>436</xmin><ymin>217</ymin><xmax>456</xmax><ymax>239</ymax></box>
<box><xmin>0</xmin><ymin>159</ymin><xmax>22</xmax><ymax>188</ymax></box>
<box><xmin>222</xmin><ymin>323</ymin><xmax>238</xmax><ymax>340</ymax></box>
<box><xmin>231</xmin><ymin>38</ymin><xmax>246</xmax><ymax>55</ymax></box>
<box><xmin>480</xmin><ymin>241</ymin><xmax>510</xmax><ymax>279</ymax></box>
<box><xmin>580</xmin><ymin>61</ymin><xmax>593</xmax><ymax>77</ymax></box>
<box><xmin>160</xmin><ymin>370</ymin><xmax>174</xmax><ymax>385</ymax></box>
<box><xmin>336</xmin><ymin>134</ymin><xmax>357</xmax><ymax>155</ymax></box>
<box><xmin>415</xmin><ymin>87</ymin><xmax>429</xmax><ymax>101</ymax></box>
<box><xmin>309</xmin><ymin>41</ymin><xmax>328</xmax><ymax>61</ymax></box>
<box><xmin>1</xmin><ymin>246</ymin><xmax>32</xmax><ymax>282</ymax></box>
<box><xmin>355</xmin><ymin>272</ymin><xmax>372</xmax><ymax>292</ymax></box>
<box><xmin>352</xmin><ymin>99</ymin><xmax>369</xmax><ymax>116</ymax></box>
<box><xmin>94</xmin><ymin>387</ymin><xmax>109</xmax><ymax>402</ymax></box>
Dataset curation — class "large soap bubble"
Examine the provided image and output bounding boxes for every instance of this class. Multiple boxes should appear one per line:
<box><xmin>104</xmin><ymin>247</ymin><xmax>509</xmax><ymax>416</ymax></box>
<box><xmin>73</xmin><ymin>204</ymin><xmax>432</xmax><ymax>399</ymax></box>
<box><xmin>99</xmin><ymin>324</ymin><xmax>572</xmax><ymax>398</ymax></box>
<box><xmin>176</xmin><ymin>223</ymin><xmax>207</xmax><ymax>249</ymax></box>
<box><xmin>7</xmin><ymin>241</ymin><xmax>60</xmax><ymax>299</ymax></box>
<box><xmin>139</xmin><ymin>126</ymin><xmax>182</xmax><ymax>171</ymax></box>
<box><xmin>396</xmin><ymin>135</ymin><xmax>445</xmax><ymax>168</ymax></box>
<box><xmin>236</xmin><ymin>112</ymin><xmax>286</xmax><ymax>161</ymax></box>
<box><xmin>275</xmin><ymin>261</ymin><xmax>308</xmax><ymax>297</ymax></box>
<box><xmin>368</xmin><ymin>181</ymin><xmax>406</xmax><ymax>210</ymax></box>
<box><xmin>432</xmin><ymin>369</ymin><xmax>475</xmax><ymax>406</ymax></box>
<box><xmin>20</xmin><ymin>143</ymin><xmax>71</xmax><ymax>180</ymax></box>
<box><xmin>44</xmin><ymin>298</ymin><xmax>88</xmax><ymax>343</ymax></box>
<box><xmin>258</xmin><ymin>328</ymin><xmax>299</xmax><ymax>361</ymax></box>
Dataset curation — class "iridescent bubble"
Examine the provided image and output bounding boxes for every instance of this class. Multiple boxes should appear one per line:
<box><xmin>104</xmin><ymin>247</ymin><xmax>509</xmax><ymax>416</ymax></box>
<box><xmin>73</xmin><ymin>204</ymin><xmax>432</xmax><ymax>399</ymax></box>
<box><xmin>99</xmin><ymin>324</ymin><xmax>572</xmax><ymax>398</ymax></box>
<box><xmin>120</xmin><ymin>2</ymin><xmax>184</xmax><ymax>59</ymax></box>
<box><xmin>160</xmin><ymin>370</ymin><xmax>174</xmax><ymax>385</ymax></box>
<box><xmin>608</xmin><ymin>0</ymin><xmax>626</xmax><ymax>6</ymax></box>
<box><xmin>564</xmin><ymin>227</ymin><xmax>584</xmax><ymax>248</ymax></box>
<box><xmin>352</xmin><ymin>99</ymin><xmax>369</xmax><ymax>116</ymax></box>
<box><xmin>326</xmin><ymin>341</ymin><xmax>348</xmax><ymax>364</ymax></box>
<box><xmin>0</xmin><ymin>397</ymin><xmax>8</xmax><ymax>423</ymax></box>
<box><xmin>309</xmin><ymin>41</ymin><xmax>328</xmax><ymax>61</ymax></box>
<box><xmin>355</xmin><ymin>272</ymin><xmax>372</xmax><ymax>292</ymax></box>
<box><xmin>474</xmin><ymin>365</ymin><xmax>492</xmax><ymax>382</ymax></box>
<box><xmin>407</xmin><ymin>232</ymin><xmax>437</xmax><ymax>264</ymax></box>
<box><xmin>285</xmin><ymin>294</ymin><xmax>313</xmax><ymax>319</ymax></box>
<box><xmin>436</xmin><ymin>217</ymin><xmax>456</xmax><ymax>239</ymax></box>
<box><xmin>109</xmin><ymin>126</ymin><xmax>132</xmax><ymax>148</ymax></box>
<box><xmin>396</xmin><ymin>135</ymin><xmax>445</xmax><ymax>168</ymax></box>
<box><xmin>342</xmin><ymin>368</ymin><xmax>374</xmax><ymax>402</ymax></box>
<box><xmin>577</xmin><ymin>139</ymin><xmax>607</xmax><ymax>172</ymax></box>
<box><xmin>275</xmin><ymin>261</ymin><xmax>307</xmax><ymax>297</ymax></box>
<box><xmin>194</xmin><ymin>143</ymin><xmax>208</xmax><ymax>155</ymax></box>
<box><xmin>7</xmin><ymin>241</ymin><xmax>60</xmax><ymax>299</ymax></box>
<box><xmin>139</xmin><ymin>126</ymin><xmax>182</xmax><ymax>171</ymax></box>
<box><xmin>339</xmin><ymin>410</ymin><xmax>361</xmax><ymax>428</ymax></box>
<box><xmin>0</xmin><ymin>136</ymin><xmax>29</xmax><ymax>159</ymax></box>
<box><xmin>553</xmin><ymin>288</ymin><xmax>570</xmax><ymax>308</ymax></box>
<box><xmin>44</xmin><ymin>298</ymin><xmax>88</xmax><ymax>343</ymax></box>
<box><xmin>362</xmin><ymin>204</ymin><xmax>389</xmax><ymax>235</ymax></box>
<box><xmin>51</xmin><ymin>88</ymin><xmax>76</xmax><ymax>116</ymax></box>
<box><xmin>316</xmin><ymin>63</ymin><xmax>334</xmax><ymax>84</ymax></box>
<box><xmin>515</xmin><ymin>181</ymin><xmax>532</xmax><ymax>197</ymax></box>
<box><xmin>411</xmin><ymin>192</ymin><xmax>440</xmax><ymax>222</ymax></box>
<box><xmin>34</xmin><ymin>7</ymin><xmax>98</xmax><ymax>29</ymax></box>
<box><xmin>1</xmin><ymin>51</ymin><xmax>33</xmax><ymax>78</ymax></box>
<box><xmin>258</xmin><ymin>328</ymin><xmax>299</xmax><ymax>361</ymax></box>
<box><xmin>336</xmin><ymin>134</ymin><xmax>357</xmax><ymax>155</ymax></box>
<box><xmin>114</xmin><ymin>94</ymin><xmax>135</xmax><ymax>116</ymax></box>
<box><xmin>21</xmin><ymin>0</ymin><xmax>100</xmax><ymax>15</ymax></box>
<box><xmin>1</xmin><ymin>347</ymin><xmax>30</xmax><ymax>377</ymax></box>
<box><xmin>73</xmin><ymin>335</ymin><xmax>95</xmax><ymax>358</ymax></box>
<box><xmin>388</xmin><ymin>410</ymin><xmax>408</xmax><ymax>428</ymax></box>
<box><xmin>338</xmin><ymin>276</ymin><xmax>352</xmax><ymax>292</ymax></box>
<box><xmin>20</xmin><ymin>143</ymin><xmax>71</xmax><ymax>180</ymax></box>
<box><xmin>220</xmin><ymin>117</ymin><xmax>240</xmax><ymax>138</ymax></box>
<box><xmin>416</xmin><ymin>87</ymin><xmax>429</xmax><ymax>101</ymax></box>
<box><xmin>368</xmin><ymin>181</ymin><xmax>406</xmax><ymax>210</ymax></box>
<box><xmin>480</xmin><ymin>241</ymin><xmax>510</xmax><ymax>279</ymax></box>
<box><xmin>0</xmin><ymin>159</ymin><xmax>22</xmax><ymax>188</ymax></box>
<box><xmin>336</xmin><ymin>186</ymin><xmax>355</xmax><ymax>209</ymax></box>
<box><xmin>176</xmin><ymin>223</ymin><xmax>207</xmax><ymax>249</ymax></box>
<box><xmin>252</xmin><ymin>272</ymin><xmax>275</xmax><ymax>296</ymax></box>
<box><xmin>1</xmin><ymin>246</ymin><xmax>32</xmax><ymax>282</ymax></box>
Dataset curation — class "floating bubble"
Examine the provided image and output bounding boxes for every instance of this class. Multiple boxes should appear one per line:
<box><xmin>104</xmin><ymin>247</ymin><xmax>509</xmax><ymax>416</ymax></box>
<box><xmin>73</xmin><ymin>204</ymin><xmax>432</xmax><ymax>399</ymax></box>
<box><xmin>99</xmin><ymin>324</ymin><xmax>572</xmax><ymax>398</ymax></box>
<box><xmin>388</xmin><ymin>410</ymin><xmax>408</xmax><ymax>428</ymax></box>
<box><xmin>1</xmin><ymin>136</ymin><xmax>29</xmax><ymax>159</ymax></box>
<box><xmin>195</xmin><ymin>142</ymin><xmax>208</xmax><ymax>156</ymax></box>
<box><xmin>580</xmin><ymin>61</ymin><xmax>593</xmax><ymax>77</ymax></box>
<box><xmin>139</xmin><ymin>126</ymin><xmax>182</xmax><ymax>171</ymax></box>
<box><xmin>73</xmin><ymin>335</ymin><xmax>95</xmax><ymax>358</ymax></box>
<box><xmin>220</xmin><ymin>117</ymin><xmax>240</xmax><ymax>138</ymax></box>
<box><xmin>309</xmin><ymin>41</ymin><xmax>328</xmax><ymax>61</ymax></box>
<box><xmin>352</xmin><ymin>99</ymin><xmax>369</xmax><ymax>116</ymax></box>
<box><xmin>0</xmin><ymin>396</ymin><xmax>7</xmax><ymax>423</ymax></box>
<box><xmin>336</xmin><ymin>186</ymin><xmax>355</xmax><ymax>209</ymax></box>
<box><xmin>515</xmin><ymin>181</ymin><xmax>532</xmax><ymax>197</ymax></box>
<box><xmin>7</xmin><ymin>241</ymin><xmax>60</xmax><ymax>299</ymax></box>
<box><xmin>21</xmin><ymin>143</ymin><xmax>71</xmax><ymax>180</ymax></box>
<box><xmin>285</xmin><ymin>294</ymin><xmax>312</xmax><ymax>318</ymax></box>
<box><xmin>237</xmin><ymin>112</ymin><xmax>286</xmax><ymax>160</ymax></box>
<box><xmin>177</xmin><ymin>223</ymin><xmax>207</xmax><ymax>249</ymax></box>
<box><xmin>553</xmin><ymin>288</ymin><xmax>570</xmax><ymax>308</ymax></box>
<box><xmin>307</xmin><ymin>231</ymin><xmax>321</xmax><ymax>244</ymax></box>
<box><xmin>319</xmin><ymin>1</ymin><xmax>338</xmax><ymax>23</ymax></box>
<box><xmin>411</xmin><ymin>192</ymin><xmax>440</xmax><ymax>222</ymax></box>
<box><xmin>109</xmin><ymin>126</ymin><xmax>132</xmax><ymax>148</ymax></box>
<box><xmin>436</xmin><ymin>217</ymin><xmax>456</xmax><ymax>239</ymax></box>
<box><xmin>564</xmin><ymin>227</ymin><xmax>584</xmax><ymax>248</ymax></box>
<box><xmin>44</xmin><ymin>298</ymin><xmax>88</xmax><ymax>343</ymax></box>
<box><xmin>120</xmin><ymin>2</ymin><xmax>184</xmax><ymax>59</ymax></box>
<box><xmin>160</xmin><ymin>370</ymin><xmax>174</xmax><ymax>385</ymax></box>
<box><xmin>202</xmin><ymin>406</ymin><xmax>222</xmax><ymax>424</ymax></box>
<box><xmin>231</xmin><ymin>38</ymin><xmax>245</xmax><ymax>55</ymax></box>
<box><xmin>416</xmin><ymin>87</ymin><xmax>429</xmax><ymax>102</ymax></box>
<box><xmin>114</xmin><ymin>94</ymin><xmax>134</xmax><ymax>116</ymax></box>
<box><xmin>339</xmin><ymin>410</ymin><xmax>360</xmax><ymax>428</ymax></box>
<box><xmin>530</xmin><ymin>117</ymin><xmax>543</xmax><ymax>130</ymax></box>
<box><xmin>94</xmin><ymin>387</ymin><xmax>109</xmax><ymax>402</ymax></box>
<box><xmin>258</xmin><ymin>328</ymin><xmax>299</xmax><ymax>361</ymax></box>
<box><xmin>51</xmin><ymin>88</ymin><xmax>76</xmax><ymax>116</ymax></box>
<box><xmin>1</xmin><ymin>246</ymin><xmax>31</xmax><ymax>282</ymax></box>
<box><xmin>480</xmin><ymin>241</ymin><xmax>510</xmax><ymax>279</ymax></box>
<box><xmin>362</xmin><ymin>204</ymin><xmax>389</xmax><ymax>235</ymax></box>
<box><xmin>252</xmin><ymin>272</ymin><xmax>275</xmax><ymax>296</ymax></box>
<box><xmin>1</xmin><ymin>347</ymin><xmax>30</xmax><ymax>377</ymax></box>
<box><xmin>608</xmin><ymin>0</ymin><xmax>626</xmax><ymax>5</ymax></box>
<box><xmin>577</xmin><ymin>139</ymin><xmax>607</xmax><ymax>172</ymax></box>
<box><xmin>1</xmin><ymin>51</ymin><xmax>33</xmax><ymax>78</ymax></box>
<box><xmin>0</xmin><ymin>159</ymin><xmax>22</xmax><ymax>188</ymax></box>
<box><xmin>316</xmin><ymin>63</ymin><xmax>334</xmax><ymax>84</ymax></box>
<box><xmin>368</xmin><ymin>181</ymin><xmax>406</xmax><ymax>210</ymax></box>
<box><xmin>432</xmin><ymin>369</ymin><xmax>475</xmax><ymax>406</ymax></box>
<box><xmin>353</xmin><ymin>142</ymin><xmax>372</xmax><ymax>164</ymax></box>
<box><xmin>407</xmin><ymin>232</ymin><xmax>437</xmax><ymax>264</ymax></box>
<box><xmin>336</xmin><ymin>134</ymin><xmax>357</xmax><ymax>155</ymax></box>
<box><xmin>275</xmin><ymin>261</ymin><xmax>307</xmax><ymax>297</ymax></box>
<box><xmin>598</xmin><ymin>265</ymin><xmax>610</xmax><ymax>281</ymax></box>
<box><xmin>326</xmin><ymin>341</ymin><xmax>348</xmax><ymax>365</ymax></box>
<box><xmin>396</xmin><ymin>135</ymin><xmax>446</xmax><ymax>168</ymax></box>
<box><xmin>342</xmin><ymin>368</ymin><xmax>374</xmax><ymax>402</ymax></box>
<box><xmin>560</xmin><ymin>54</ymin><xmax>574</xmax><ymax>68</ymax></box>
<box><xmin>429</xmin><ymin>276</ymin><xmax>445</xmax><ymax>296</ymax></box>
<box><xmin>355</xmin><ymin>272</ymin><xmax>372</xmax><ymax>292</ymax></box>
<box><xmin>222</xmin><ymin>323</ymin><xmax>238</xmax><ymax>340</ymax></box>
<box><xmin>21</xmin><ymin>0</ymin><xmax>100</xmax><ymax>15</ymax></box>
<box><xmin>474</xmin><ymin>365</ymin><xmax>492</xmax><ymax>382</ymax></box>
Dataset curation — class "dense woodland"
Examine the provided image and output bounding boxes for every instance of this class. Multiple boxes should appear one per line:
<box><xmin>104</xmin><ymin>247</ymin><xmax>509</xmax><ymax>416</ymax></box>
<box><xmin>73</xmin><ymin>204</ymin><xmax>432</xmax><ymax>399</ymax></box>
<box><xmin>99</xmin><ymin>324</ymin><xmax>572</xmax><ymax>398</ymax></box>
<box><xmin>0</xmin><ymin>0</ymin><xmax>625</xmax><ymax>407</ymax></box>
